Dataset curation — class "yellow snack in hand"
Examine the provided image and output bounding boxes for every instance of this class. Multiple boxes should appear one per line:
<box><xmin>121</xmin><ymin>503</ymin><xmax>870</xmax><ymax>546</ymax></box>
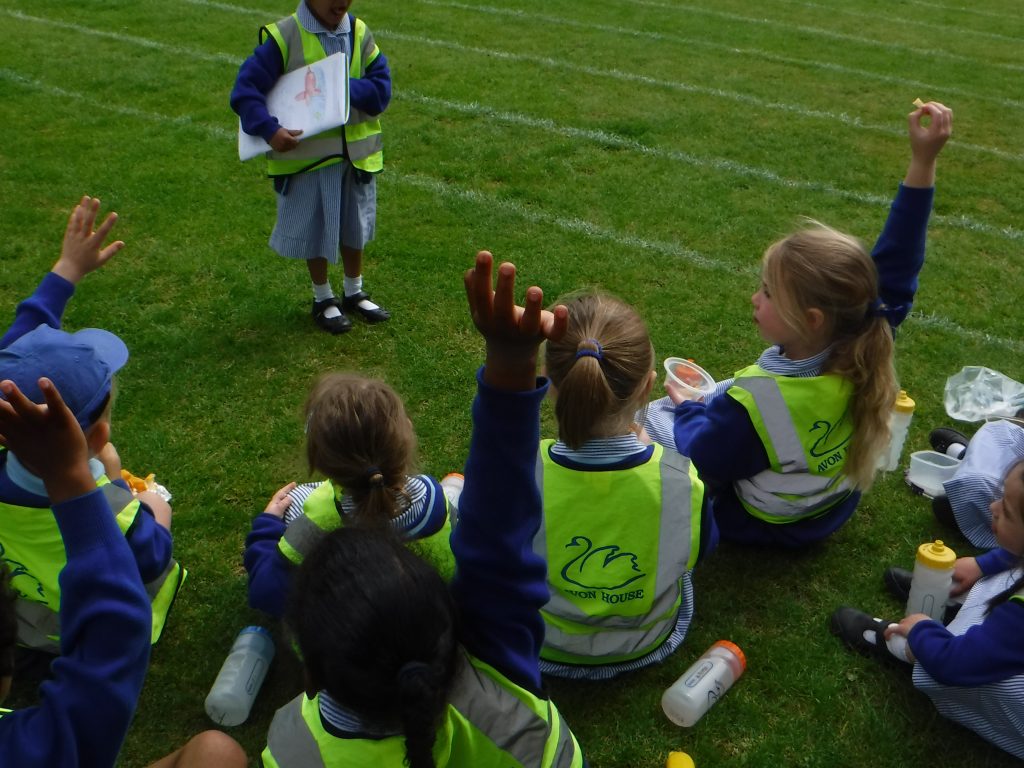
<box><xmin>913</xmin><ymin>98</ymin><xmax>925</xmax><ymax>108</ymax></box>
<box><xmin>120</xmin><ymin>469</ymin><xmax>155</xmax><ymax>494</ymax></box>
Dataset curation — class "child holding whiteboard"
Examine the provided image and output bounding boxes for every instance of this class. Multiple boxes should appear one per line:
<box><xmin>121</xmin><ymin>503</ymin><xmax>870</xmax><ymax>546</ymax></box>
<box><xmin>231</xmin><ymin>0</ymin><xmax>392</xmax><ymax>334</ymax></box>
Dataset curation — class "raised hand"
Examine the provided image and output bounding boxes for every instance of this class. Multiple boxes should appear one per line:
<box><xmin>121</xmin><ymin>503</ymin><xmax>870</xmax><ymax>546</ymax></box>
<box><xmin>904</xmin><ymin>101</ymin><xmax>953</xmax><ymax>188</ymax></box>
<box><xmin>0</xmin><ymin>378</ymin><xmax>93</xmax><ymax>503</ymax></box>
<box><xmin>464</xmin><ymin>251</ymin><xmax>568</xmax><ymax>391</ymax></box>
<box><xmin>52</xmin><ymin>197</ymin><xmax>125</xmax><ymax>284</ymax></box>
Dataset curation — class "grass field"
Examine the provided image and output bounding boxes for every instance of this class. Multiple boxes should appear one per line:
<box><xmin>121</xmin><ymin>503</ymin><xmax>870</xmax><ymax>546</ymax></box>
<box><xmin>2</xmin><ymin>0</ymin><xmax>1024</xmax><ymax>765</ymax></box>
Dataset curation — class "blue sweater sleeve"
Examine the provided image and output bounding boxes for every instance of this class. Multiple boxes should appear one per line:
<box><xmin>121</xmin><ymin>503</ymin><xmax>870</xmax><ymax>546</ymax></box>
<box><xmin>909</xmin><ymin>599</ymin><xmax>1024</xmax><ymax>686</ymax></box>
<box><xmin>244</xmin><ymin>513</ymin><xmax>291</xmax><ymax>619</ymax></box>
<box><xmin>230</xmin><ymin>37</ymin><xmax>286</xmax><ymax>142</ymax></box>
<box><xmin>672</xmin><ymin>397</ymin><xmax>767</xmax><ymax>484</ymax></box>
<box><xmin>872</xmin><ymin>183</ymin><xmax>934</xmax><ymax>328</ymax></box>
<box><xmin>349</xmin><ymin>50</ymin><xmax>391</xmax><ymax>115</ymax></box>
<box><xmin>124</xmin><ymin>500</ymin><xmax>174</xmax><ymax>584</ymax></box>
<box><xmin>976</xmin><ymin>548</ymin><xmax>1018</xmax><ymax>575</ymax></box>
<box><xmin>0</xmin><ymin>272</ymin><xmax>75</xmax><ymax>349</ymax></box>
<box><xmin>449</xmin><ymin>369</ymin><xmax>550</xmax><ymax>695</ymax></box>
<box><xmin>0</xmin><ymin>489</ymin><xmax>151</xmax><ymax>768</ymax></box>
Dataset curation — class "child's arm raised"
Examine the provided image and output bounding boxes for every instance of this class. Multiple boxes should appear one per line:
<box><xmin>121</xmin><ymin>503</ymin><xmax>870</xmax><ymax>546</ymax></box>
<box><xmin>873</xmin><ymin>102</ymin><xmax>953</xmax><ymax>328</ymax></box>
<box><xmin>1</xmin><ymin>197</ymin><xmax>123</xmax><ymax>350</ymax></box>
<box><xmin>451</xmin><ymin>252</ymin><xmax>566</xmax><ymax>693</ymax></box>
<box><xmin>0</xmin><ymin>379</ymin><xmax>151</xmax><ymax>767</ymax></box>
<box><xmin>904</xmin><ymin>101</ymin><xmax>953</xmax><ymax>189</ymax></box>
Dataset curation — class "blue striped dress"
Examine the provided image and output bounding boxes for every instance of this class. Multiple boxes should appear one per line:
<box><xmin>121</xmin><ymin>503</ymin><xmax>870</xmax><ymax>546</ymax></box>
<box><xmin>269</xmin><ymin>6</ymin><xmax>377</xmax><ymax>263</ymax></box>
<box><xmin>944</xmin><ymin>419</ymin><xmax>1024</xmax><ymax>549</ymax></box>
<box><xmin>912</xmin><ymin>568</ymin><xmax>1024</xmax><ymax>759</ymax></box>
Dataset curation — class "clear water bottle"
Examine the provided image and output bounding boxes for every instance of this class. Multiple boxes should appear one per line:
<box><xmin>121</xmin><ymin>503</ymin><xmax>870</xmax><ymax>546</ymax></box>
<box><xmin>906</xmin><ymin>541</ymin><xmax>956</xmax><ymax>621</ymax></box>
<box><xmin>884</xmin><ymin>390</ymin><xmax>915</xmax><ymax>471</ymax></box>
<box><xmin>205</xmin><ymin>626</ymin><xmax>275</xmax><ymax>726</ymax></box>
<box><xmin>661</xmin><ymin>640</ymin><xmax>746</xmax><ymax>727</ymax></box>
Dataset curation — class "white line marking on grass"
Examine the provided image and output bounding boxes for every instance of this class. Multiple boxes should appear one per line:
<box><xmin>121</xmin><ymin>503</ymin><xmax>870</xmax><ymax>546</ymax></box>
<box><xmin>769</xmin><ymin>0</ymin><xmax>1024</xmax><ymax>44</ymax></box>
<box><xmin>0</xmin><ymin>9</ymin><xmax>239</xmax><ymax>65</ymax></box>
<box><xmin>898</xmin><ymin>0</ymin><xmax>1024</xmax><ymax>24</ymax></box>
<box><xmin>4</xmin><ymin>65</ymin><xmax>1019</xmax><ymax>352</ymax></box>
<box><xmin>381</xmin><ymin>30</ymin><xmax>1024</xmax><ymax>163</ymax></box>
<box><xmin>400</xmin><ymin>91</ymin><xmax>1024</xmax><ymax>243</ymax></box>
<box><xmin>409</xmin><ymin>1</ymin><xmax>1024</xmax><ymax>111</ymax></box>
<box><xmin>82</xmin><ymin>0</ymin><xmax>1022</xmax><ymax>160</ymax></box>
<box><xmin>0</xmin><ymin>68</ymin><xmax>235</xmax><ymax>140</ymax></box>
<box><xmin>908</xmin><ymin>312</ymin><xmax>1024</xmax><ymax>354</ymax></box>
<box><xmin>619</xmin><ymin>0</ymin><xmax>1024</xmax><ymax>73</ymax></box>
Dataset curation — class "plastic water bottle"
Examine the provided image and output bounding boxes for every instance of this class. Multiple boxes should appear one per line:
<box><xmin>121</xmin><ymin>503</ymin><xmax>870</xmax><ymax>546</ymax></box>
<box><xmin>205</xmin><ymin>626</ymin><xmax>275</xmax><ymax>726</ymax></box>
<box><xmin>906</xmin><ymin>541</ymin><xmax>956</xmax><ymax>621</ymax></box>
<box><xmin>884</xmin><ymin>390</ymin><xmax>915</xmax><ymax>471</ymax></box>
<box><xmin>661</xmin><ymin>641</ymin><xmax>746</xmax><ymax>727</ymax></box>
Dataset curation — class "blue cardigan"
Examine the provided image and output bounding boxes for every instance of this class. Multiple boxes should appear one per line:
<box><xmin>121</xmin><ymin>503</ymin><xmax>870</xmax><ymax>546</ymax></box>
<box><xmin>672</xmin><ymin>183</ymin><xmax>935</xmax><ymax>547</ymax></box>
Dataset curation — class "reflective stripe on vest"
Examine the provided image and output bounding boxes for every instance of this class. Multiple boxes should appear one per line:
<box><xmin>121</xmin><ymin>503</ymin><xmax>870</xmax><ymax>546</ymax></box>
<box><xmin>0</xmin><ymin>478</ymin><xmax>182</xmax><ymax>652</ymax></box>
<box><xmin>728</xmin><ymin>365</ymin><xmax>853</xmax><ymax>523</ymax></box>
<box><xmin>262</xmin><ymin>651</ymin><xmax>582</xmax><ymax>768</ymax></box>
<box><xmin>261</xmin><ymin>14</ymin><xmax>384</xmax><ymax>177</ymax></box>
<box><xmin>278</xmin><ymin>479</ymin><xmax>455</xmax><ymax>580</ymax></box>
<box><xmin>534</xmin><ymin>442</ymin><xmax>702</xmax><ymax>664</ymax></box>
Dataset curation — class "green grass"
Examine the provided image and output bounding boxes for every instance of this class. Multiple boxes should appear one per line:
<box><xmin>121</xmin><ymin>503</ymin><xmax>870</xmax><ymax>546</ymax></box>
<box><xmin>2</xmin><ymin>0</ymin><xmax>1024</xmax><ymax>765</ymax></box>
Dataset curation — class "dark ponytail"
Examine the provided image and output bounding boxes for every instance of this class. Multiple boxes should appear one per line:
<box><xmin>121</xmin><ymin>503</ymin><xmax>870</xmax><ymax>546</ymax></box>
<box><xmin>287</xmin><ymin>528</ymin><xmax>459</xmax><ymax>767</ymax></box>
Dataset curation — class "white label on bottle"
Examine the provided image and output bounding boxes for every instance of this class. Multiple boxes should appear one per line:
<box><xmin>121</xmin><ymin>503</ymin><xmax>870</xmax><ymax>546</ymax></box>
<box><xmin>683</xmin><ymin>660</ymin><xmax>714</xmax><ymax>688</ymax></box>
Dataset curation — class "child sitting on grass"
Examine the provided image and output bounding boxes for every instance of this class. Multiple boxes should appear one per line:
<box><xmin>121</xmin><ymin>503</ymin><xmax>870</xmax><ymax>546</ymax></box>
<box><xmin>532</xmin><ymin>291</ymin><xmax>716</xmax><ymax>679</ymax></box>
<box><xmin>0</xmin><ymin>197</ymin><xmax>182</xmax><ymax>654</ymax></box>
<box><xmin>245</xmin><ymin>373</ymin><xmax>452</xmax><ymax>618</ymax></box>
<box><xmin>831</xmin><ymin>457</ymin><xmax>1024</xmax><ymax>760</ymax></box>
<box><xmin>259</xmin><ymin>252</ymin><xmax>584</xmax><ymax>767</ymax></box>
<box><xmin>644</xmin><ymin>102</ymin><xmax>952</xmax><ymax>548</ymax></box>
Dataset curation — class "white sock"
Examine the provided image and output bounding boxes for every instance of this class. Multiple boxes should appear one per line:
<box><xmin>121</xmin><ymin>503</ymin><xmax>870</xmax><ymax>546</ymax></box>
<box><xmin>344</xmin><ymin>275</ymin><xmax>380</xmax><ymax>310</ymax></box>
<box><xmin>312</xmin><ymin>282</ymin><xmax>342</xmax><ymax>319</ymax></box>
<box><xmin>946</xmin><ymin>443</ymin><xmax>966</xmax><ymax>460</ymax></box>
<box><xmin>861</xmin><ymin>622</ymin><xmax>912</xmax><ymax>663</ymax></box>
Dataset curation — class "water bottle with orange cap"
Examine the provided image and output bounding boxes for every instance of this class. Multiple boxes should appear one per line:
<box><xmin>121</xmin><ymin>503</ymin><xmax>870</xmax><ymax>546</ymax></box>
<box><xmin>661</xmin><ymin>640</ymin><xmax>746</xmax><ymax>727</ymax></box>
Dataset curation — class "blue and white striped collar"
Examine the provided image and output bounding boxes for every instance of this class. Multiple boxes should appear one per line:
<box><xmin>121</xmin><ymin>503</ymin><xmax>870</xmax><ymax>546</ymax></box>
<box><xmin>549</xmin><ymin>433</ymin><xmax>650</xmax><ymax>466</ymax></box>
<box><xmin>297</xmin><ymin>1</ymin><xmax>351</xmax><ymax>35</ymax></box>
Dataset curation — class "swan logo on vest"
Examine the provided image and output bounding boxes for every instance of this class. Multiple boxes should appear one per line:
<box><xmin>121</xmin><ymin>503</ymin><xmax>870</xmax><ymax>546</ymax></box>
<box><xmin>559</xmin><ymin>535</ymin><xmax>646</xmax><ymax>603</ymax></box>
<box><xmin>0</xmin><ymin>541</ymin><xmax>46</xmax><ymax>604</ymax></box>
<box><xmin>808</xmin><ymin>409</ymin><xmax>852</xmax><ymax>472</ymax></box>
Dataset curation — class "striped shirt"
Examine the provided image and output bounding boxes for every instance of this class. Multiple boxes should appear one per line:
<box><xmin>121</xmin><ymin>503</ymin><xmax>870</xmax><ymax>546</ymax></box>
<box><xmin>945</xmin><ymin>419</ymin><xmax>1024</xmax><ymax>549</ymax></box>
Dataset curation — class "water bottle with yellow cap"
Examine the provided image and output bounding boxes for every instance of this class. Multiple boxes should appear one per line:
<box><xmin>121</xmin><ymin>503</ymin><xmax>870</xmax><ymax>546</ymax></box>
<box><xmin>906</xmin><ymin>540</ymin><xmax>956</xmax><ymax>620</ymax></box>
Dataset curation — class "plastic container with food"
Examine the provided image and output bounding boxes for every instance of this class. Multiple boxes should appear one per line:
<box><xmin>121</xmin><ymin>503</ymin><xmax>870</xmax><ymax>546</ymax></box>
<box><xmin>663</xmin><ymin>358</ymin><xmax>716</xmax><ymax>401</ymax></box>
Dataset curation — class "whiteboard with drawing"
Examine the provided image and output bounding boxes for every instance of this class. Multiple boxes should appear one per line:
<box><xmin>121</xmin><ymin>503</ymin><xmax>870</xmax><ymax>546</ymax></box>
<box><xmin>238</xmin><ymin>52</ymin><xmax>350</xmax><ymax>161</ymax></box>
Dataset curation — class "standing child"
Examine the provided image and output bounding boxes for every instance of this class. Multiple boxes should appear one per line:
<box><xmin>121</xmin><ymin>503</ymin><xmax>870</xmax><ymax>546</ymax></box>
<box><xmin>831</xmin><ymin>458</ymin><xmax>1024</xmax><ymax>760</ymax></box>
<box><xmin>646</xmin><ymin>102</ymin><xmax>953</xmax><ymax>547</ymax></box>
<box><xmin>533</xmin><ymin>291</ymin><xmax>716</xmax><ymax>679</ymax></box>
<box><xmin>259</xmin><ymin>252</ymin><xmax>584</xmax><ymax>767</ymax></box>
<box><xmin>244</xmin><ymin>373</ymin><xmax>452</xmax><ymax>618</ymax></box>
<box><xmin>231</xmin><ymin>0</ymin><xmax>392</xmax><ymax>334</ymax></box>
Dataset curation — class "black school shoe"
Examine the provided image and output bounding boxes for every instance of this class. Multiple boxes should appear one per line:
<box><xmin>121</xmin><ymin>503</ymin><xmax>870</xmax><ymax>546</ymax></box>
<box><xmin>929</xmin><ymin>427</ymin><xmax>969</xmax><ymax>458</ymax></box>
<box><xmin>342</xmin><ymin>290</ymin><xmax>391</xmax><ymax>323</ymax></box>
<box><xmin>312</xmin><ymin>297</ymin><xmax>352</xmax><ymax>334</ymax></box>
<box><xmin>882</xmin><ymin>566</ymin><xmax>962</xmax><ymax>623</ymax></box>
<box><xmin>830</xmin><ymin>606</ymin><xmax>896</xmax><ymax>659</ymax></box>
<box><xmin>883</xmin><ymin>567</ymin><xmax>913</xmax><ymax>603</ymax></box>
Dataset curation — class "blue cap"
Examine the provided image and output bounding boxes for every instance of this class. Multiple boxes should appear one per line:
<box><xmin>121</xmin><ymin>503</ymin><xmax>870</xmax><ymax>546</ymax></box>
<box><xmin>0</xmin><ymin>324</ymin><xmax>129</xmax><ymax>429</ymax></box>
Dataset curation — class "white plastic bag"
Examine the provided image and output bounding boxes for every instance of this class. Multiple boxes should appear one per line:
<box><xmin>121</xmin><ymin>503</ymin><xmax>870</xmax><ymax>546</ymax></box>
<box><xmin>943</xmin><ymin>366</ymin><xmax>1024</xmax><ymax>423</ymax></box>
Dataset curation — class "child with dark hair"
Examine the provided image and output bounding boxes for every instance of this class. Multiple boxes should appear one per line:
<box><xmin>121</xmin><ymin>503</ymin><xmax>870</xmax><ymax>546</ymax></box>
<box><xmin>260</xmin><ymin>252</ymin><xmax>584</xmax><ymax>767</ymax></box>
<box><xmin>244</xmin><ymin>373</ymin><xmax>452</xmax><ymax>618</ymax></box>
<box><xmin>0</xmin><ymin>197</ymin><xmax>183</xmax><ymax>654</ymax></box>
<box><xmin>231</xmin><ymin>0</ymin><xmax>392</xmax><ymax>334</ymax></box>
<box><xmin>644</xmin><ymin>103</ymin><xmax>952</xmax><ymax>548</ymax></box>
<box><xmin>530</xmin><ymin>291</ymin><xmax>716</xmax><ymax>679</ymax></box>
<box><xmin>831</xmin><ymin>457</ymin><xmax>1024</xmax><ymax>760</ymax></box>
